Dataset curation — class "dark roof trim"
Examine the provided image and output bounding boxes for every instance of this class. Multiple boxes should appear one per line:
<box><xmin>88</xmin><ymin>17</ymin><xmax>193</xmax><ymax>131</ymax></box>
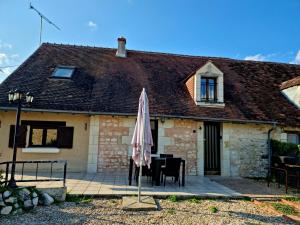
<box><xmin>0</xmin><ymin>107</ymin><xmax>277</xmax><ymax>125</ymax></box>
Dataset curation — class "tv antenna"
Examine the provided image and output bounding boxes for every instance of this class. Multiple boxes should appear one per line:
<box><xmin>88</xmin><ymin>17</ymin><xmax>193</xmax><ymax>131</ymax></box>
<box><xmin>29</xmin><ymin>3</ymin><xmax>61</xmax><ymax>45</ymax></box>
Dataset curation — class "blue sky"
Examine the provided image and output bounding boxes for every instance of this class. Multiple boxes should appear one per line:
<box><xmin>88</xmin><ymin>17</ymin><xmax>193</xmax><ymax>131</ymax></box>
<box><xmin>0</xmin><ymin>0</ymin><xmax>299</xmax><ymax>83</ymax></box>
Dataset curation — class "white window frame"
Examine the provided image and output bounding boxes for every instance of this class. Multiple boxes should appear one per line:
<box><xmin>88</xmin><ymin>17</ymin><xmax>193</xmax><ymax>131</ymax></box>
<box><xmin>194</xmin><ymin>61</ymin><xmax>225</xmax><ymax>107</ymax></box>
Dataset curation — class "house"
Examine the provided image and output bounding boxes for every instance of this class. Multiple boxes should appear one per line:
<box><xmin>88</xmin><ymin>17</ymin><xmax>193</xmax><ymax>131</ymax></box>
<box><xmin>0</xmin><ymin>37</ymin><xmax>300</xmax><ymax>177</ymax></box>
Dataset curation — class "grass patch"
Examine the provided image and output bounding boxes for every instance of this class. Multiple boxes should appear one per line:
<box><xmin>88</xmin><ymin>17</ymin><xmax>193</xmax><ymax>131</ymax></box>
<box><xmin>242</xmin><ymin>196</ymin><xmax>252</xmax><ymax>201</ymax></box>
<box><xmin>65</xmin><ymin>194</ymin><xmax>93</xmax><ymax>204</ymax></box>
<box><xmin>166</xmin><ymin>208</ymin><xmax>176</xmax><ymax>215</ymax></box>
<box><xmin>167</xmin><ymin>195</ymin><xmax>178</xmax><ymax>202</ymax></box>
<box><xmin>209</xmin><ymin>206</ymin><xmax>218</xmax><ymax>213</ymax></box>
<box><xmin>188</xmin><ymin>197</ymin><xmax>202</xmax><ymax>204</ymax></box>
<box><xmin>284</xmin><ymin>196</ymin><xmax>300</xmax><ymax>202</ymax></box>
<box><xmin>110</xmin><ymin>199</ymin><xmax>117</xmax><ymax>204</ymax></box>
<box><xmin>271</xmin><ymin>203</ymin><xmax>297</xmax><ymax>215</ymax></box>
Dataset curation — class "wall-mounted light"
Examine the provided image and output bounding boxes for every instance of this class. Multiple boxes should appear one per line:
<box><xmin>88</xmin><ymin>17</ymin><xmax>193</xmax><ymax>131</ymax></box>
<box><xmin>160</xmin><ymin>117</ymin><xmax>165</xmax><ymax>124</ymax></box>
<box><xmin>84</xmin><ymin>123</ymin><xmax>87</xmax><ymax>131</ymax></box>
<box><xmin>199</xmin><ymin>126</ymin><xmax>202</xmax><ymax>130</ymax></box>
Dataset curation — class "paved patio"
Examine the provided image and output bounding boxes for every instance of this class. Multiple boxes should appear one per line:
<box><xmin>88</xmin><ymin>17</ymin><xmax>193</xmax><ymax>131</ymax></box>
<box><xmin>14</xmin><ymin>172</ymin><xmax>241</xmax><ymax>197</ymax></box>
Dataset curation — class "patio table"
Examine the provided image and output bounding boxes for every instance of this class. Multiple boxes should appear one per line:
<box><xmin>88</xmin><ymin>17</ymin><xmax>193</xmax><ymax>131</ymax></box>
<box><xmin>128</xmin><ymin>157</ymin><xmax>185</xmax><ymax>186</ymax></box>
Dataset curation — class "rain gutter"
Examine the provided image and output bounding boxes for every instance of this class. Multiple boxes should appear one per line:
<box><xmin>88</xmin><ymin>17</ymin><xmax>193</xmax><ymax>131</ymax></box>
<box><xmin>0</xmin><ymin>106</ymin><xmax>277</xmax><ymax>125</ymax></box>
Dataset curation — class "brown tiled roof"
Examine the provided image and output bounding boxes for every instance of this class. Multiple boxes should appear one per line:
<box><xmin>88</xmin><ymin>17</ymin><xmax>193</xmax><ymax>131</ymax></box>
<box><xmin>0</xmin><ymin>43</ymin><xmax>300</xmax><ymax>126</ymax></box>
<box><xmin>280</xmin><ymin>76</ymin><xmax>300</xmax><ymax>90</ymax></box>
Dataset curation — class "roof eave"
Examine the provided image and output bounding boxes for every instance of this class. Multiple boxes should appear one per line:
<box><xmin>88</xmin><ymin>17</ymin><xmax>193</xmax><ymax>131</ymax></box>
<box><xmin>0</xmin><ymin>106</ymin><xmax>278</xmax><ymax>125</ymax></box>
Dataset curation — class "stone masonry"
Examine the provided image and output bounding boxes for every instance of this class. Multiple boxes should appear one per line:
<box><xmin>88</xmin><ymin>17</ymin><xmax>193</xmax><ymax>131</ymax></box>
<box><xmin>95</xmin><ymin>115</ymin><xmax>296</xmax><ymax>177</ymax></box>
<box><xmin>97</xmin><ymin>116</ymin><xmax>134</xmax><ymax>172</ymax></box>
<box><xmin>162</xmin><ymin>119</ymin><xmax>198</xmax><ymax>175</ymax></box>
<box><xmin>222</xmin><ymin>123</ymin><xmax>271</xmax><ymax>177</ymax></box>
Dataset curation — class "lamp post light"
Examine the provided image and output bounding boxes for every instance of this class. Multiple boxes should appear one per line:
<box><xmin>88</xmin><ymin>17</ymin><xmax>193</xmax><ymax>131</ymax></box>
<box><xmin>8</xmin><ymin>89</ymin><xmax>34</xmax><ymax>188</ymax></box>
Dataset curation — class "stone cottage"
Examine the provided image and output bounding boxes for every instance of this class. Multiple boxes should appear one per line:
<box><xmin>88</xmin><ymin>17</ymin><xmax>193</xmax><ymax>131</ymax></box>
<box><xmin>0</xmin><ymin>37</ymin><xmax>299</xmax><ymax>177</ymax></box>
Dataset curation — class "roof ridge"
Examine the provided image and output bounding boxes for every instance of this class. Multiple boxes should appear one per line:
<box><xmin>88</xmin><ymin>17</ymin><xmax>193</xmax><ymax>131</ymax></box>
<box><xmin>42</xmin><ymin>42</ymin><xmax>300</xmax><ymax>67</ymax></box>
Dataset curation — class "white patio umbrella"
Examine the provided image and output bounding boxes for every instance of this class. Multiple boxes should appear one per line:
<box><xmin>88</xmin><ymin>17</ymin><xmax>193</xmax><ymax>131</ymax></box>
<box><xmin>131</xmin><ymin>88</ymin><xmax>153</xmax><ymax>202</ymax></box>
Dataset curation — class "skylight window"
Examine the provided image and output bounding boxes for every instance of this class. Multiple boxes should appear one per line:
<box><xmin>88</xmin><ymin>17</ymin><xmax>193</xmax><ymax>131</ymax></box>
<box><xmin>52</xmin><ymin>66</ymin><xmax>75</xmax><ymax>78</ymax></box>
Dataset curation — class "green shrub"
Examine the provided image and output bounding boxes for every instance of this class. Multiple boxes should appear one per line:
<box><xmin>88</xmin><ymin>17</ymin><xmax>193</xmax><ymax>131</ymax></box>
<box><xmin>271</xmin><ymin>202</ymin><xmax>297</xmax><ymax>215</ymax></box>
<box><xmin>242</xmin><ymin>196</ymin><xmax>252</xmax><ymax>201</ymax></box>
<box><xmin>167</xmin><ymin>195</ymin><xmax>178</xmax><ymax>202</ymax></box>
<box><xmin>65</xmin><ymin>194</ymin><xmax>93</xmax><ymax>204</ymax></box>
<box><xmin>188</xmin><ymin>197</ymin><xmax>202</xmax><ymax>204</ymax></box>
<box><xmin>271</xmin><ymin>139</ymin><xmax>299</xmax><ymax>156</ymax></box>
<box><xmin>209</xmin><ymin>206</ymin><xmax>218</xmax><ymax>213</ymax></box>
<box><xmin>166</xmin><ymin>208</ymin><xmax>176</xmax><ymax>214</ymax></box>
<box><xmin>284</xmin><ymin>196</ymin><xmax>300</xmax><ymax>202</ymax></box>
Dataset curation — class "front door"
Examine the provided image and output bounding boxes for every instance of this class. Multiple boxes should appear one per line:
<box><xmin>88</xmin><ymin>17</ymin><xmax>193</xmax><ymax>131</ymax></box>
<box><xmin>204</xmin><ymin>122</ymin><xmax>221</xmax><ymax>175</ymax></box>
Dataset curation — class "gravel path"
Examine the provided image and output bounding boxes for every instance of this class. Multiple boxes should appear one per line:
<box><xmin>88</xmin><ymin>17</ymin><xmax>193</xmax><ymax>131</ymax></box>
<box><xmin>0</xmin><ymin>198</ymin><xmax>296</xmax><ymax>225</ymax></box>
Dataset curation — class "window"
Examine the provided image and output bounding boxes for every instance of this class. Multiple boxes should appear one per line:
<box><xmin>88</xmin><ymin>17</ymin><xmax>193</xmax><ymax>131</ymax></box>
<box><xmin>287</xmin><ymin>133</ymin><xmax>300</xmax><ymax>144</ymax></box>
<box><xmin>8</xmin><ymin>121</ymin><xmax>74</xmax><ymax>149</ymax></box>
<box><xmin>30</xmin><ymin>127</ymin><xmax>58</xmax><ymax>147</ymax></box>
<box><xmin>52</xmin><ymin>66</ymin><xmax>75</xmax><ymax>78</ymax></box>
<box><xmin>150</xmin><ymin>120</ymin><xmax>158</xmax><ymax>154</ymax></box>
<box><xmin>201</xmin><ymin>77</ymin><xmax>217</xmax><ymax>102</ymax></box>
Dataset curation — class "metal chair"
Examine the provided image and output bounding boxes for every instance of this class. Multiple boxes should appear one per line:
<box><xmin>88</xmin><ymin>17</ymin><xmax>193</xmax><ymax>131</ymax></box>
<box><xmin>161</xmin><ymin>157</ymin><xmax>181</xmax><ymax>187</ymax></box>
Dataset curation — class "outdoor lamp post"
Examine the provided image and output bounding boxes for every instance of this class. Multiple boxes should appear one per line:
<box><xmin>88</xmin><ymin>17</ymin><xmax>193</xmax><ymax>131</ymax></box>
<box><xmin>8</xmin><ymin>89</ymin><xmax>34</xmax><ymax>188</ymax></box>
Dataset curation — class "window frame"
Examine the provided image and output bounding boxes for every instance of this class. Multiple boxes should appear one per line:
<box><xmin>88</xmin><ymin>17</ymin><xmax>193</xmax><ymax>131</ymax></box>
<box><xmin>51</xmin><ymin>66</ymin><xmax>75</xmax><ymax>79</ymax></box>
<box><xmin>287</xmin><ymin>132</ymin><xmax>300</xmax><ymax>144</ymax></box>
<box><xmin>21</xmin><ymin>121</ymin><xmax>66</xmax><ymax>148</ymax></box>
<box><xmin>29</xmin><ymin>126</ymin><xmax>58</xmax><ymax>147</ymax></box>
<box><xmin>201</xmin><ymin>77</ymin><xmax>217</xmax><ymax>102</ymax></box>
<box><xmin>150</xmin><ymin>120</ymin><xmax>158</xmax><ymax>154</ymax></box>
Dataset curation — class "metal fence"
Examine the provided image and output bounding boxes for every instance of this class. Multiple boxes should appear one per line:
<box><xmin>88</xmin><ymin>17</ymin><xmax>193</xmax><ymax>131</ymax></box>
<box><xmin>0</xmin><ymin>160</ymin><xmax>67</xmax><ymax>187</ymax></box>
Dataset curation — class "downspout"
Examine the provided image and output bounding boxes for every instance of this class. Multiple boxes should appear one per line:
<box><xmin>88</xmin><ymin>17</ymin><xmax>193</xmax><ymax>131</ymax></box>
<box><xmin>267</xmin><ymin>122</ymin><xmax>277</xmax><ymax>177</ymax></box>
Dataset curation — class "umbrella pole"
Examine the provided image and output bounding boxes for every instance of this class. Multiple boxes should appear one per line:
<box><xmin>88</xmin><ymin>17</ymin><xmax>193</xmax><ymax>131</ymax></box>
<box><xmin>138</xmin><ymin>147</ymin><xmax>143</xmax><ymax>202</ymax></box>
<box><xmin>138</xmin><ymin>88</ymin><xmax>146</xmax><ymax>203</ymax></box>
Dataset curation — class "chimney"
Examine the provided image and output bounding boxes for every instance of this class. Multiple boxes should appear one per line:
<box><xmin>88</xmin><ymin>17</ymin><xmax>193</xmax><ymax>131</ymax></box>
<box><xmin>116</xmin><ymin>37</ymin><xmax>127</xmax><ymax>58</ymax></box>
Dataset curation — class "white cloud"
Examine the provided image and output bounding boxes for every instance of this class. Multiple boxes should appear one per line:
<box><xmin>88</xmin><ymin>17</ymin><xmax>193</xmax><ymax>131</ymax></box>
<box><xmin>244</xmin><ymin>54</ymin><xmax>266</xmax><ymax>61</ymax></box>
<box><xmin>0</xmin><ymin>40</ymin><xmax>12</xmax><ymax>49</ymax></box>
<box><xmin>290</xmin><ymin>50</ymin><xmax>300</xmax><ymax>65</ymax></box>
<box><xmin>87</xmin><ymin>21</ymin><xmax>97</xmax><ymax>30</ymax></box>
<box><xmin>244</xmin><ymin>53</ymin><xmax>279</xmax><ymax>62</ymax></box>
<box><xmin>10</xmin><ymin>54</ymin><xmax>19</xmax><ymax>59</ymax></box>
<box><xmin>0</xmin><ymin>50</ymin><xmax>19</xmax><ymax>83</ymax></box>
<box><xmin>0</xmin><ymin>67</ymin><xmax>14</xmax><ymax>83</ymax></box>
<box><xmin>0</xmin><ymin>53</ymin><xmax>8</xmax><ymax>65</ymax></box>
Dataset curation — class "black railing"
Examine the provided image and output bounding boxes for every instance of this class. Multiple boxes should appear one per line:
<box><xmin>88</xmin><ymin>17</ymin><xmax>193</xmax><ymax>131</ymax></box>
<box><xmin>267</xmin><ymin>166</ymin><xmax>300</xmax><ymax>194</ymax></box>
<box><xmin>0</xmin><ymin>160</ymin><xmax>67</xmax><ymax>187</ymax></box>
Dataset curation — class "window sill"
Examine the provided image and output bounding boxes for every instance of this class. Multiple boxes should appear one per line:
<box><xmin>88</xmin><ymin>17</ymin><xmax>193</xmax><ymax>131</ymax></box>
<box><xmin>22</xmin><ymin>147</ymin><xmax>60</xmax><ymax>154</ymax></box>
<box><xmin>196</xmin><ymin>101</ymin><xmax>225</xmax><ymax>107</ymax></box>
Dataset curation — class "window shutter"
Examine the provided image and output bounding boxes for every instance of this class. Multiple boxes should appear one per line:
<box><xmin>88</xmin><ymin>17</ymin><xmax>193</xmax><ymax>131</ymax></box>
<box><xmin>8</xmin><ymin>125</ymin><xmax>27</xmax><ymax>148</ymax></box>
<box><xmin>18</xmin><ymin>125</ymin><xmax>27</xmax><ymax>148</ymax></box>
<box><xmin>8</xmin><ymin>125</ymin><xmax>15</xmax><ymax>148</ymax></box>
<box><xmin>57</xmin><ymin>127</ymin><xmax>74</xmax><ymax>148</ymax></box>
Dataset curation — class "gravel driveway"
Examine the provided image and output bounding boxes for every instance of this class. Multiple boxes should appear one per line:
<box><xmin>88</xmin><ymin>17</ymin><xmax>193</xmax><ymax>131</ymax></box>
<box><xmin>0</xmin><ymin>198</ymin><xmax>295</xmax><ymax>225</ymax></box>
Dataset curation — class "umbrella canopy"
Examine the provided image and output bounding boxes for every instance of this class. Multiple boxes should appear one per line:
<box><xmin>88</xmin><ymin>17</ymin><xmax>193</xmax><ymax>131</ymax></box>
<box><xmin>131</xmin><ymin>88</ymin><xmax>153</xmax><ymax>168</ymax></box>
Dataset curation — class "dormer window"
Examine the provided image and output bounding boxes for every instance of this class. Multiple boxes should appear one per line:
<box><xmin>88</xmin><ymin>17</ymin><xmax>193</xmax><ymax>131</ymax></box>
<box><xmin>52</xmin><ymin>66</ymin><xmax>75</xmax><ymax>78</ymax></box>
<box><xmin>201</xmin><ymin>77</ymin><xmax>217</xmax><ymax>102</ymax></box>
<box><xmin>185</xmin><ymin>61</ymin><xmax>225</xmax><ymax>107</ymax></box>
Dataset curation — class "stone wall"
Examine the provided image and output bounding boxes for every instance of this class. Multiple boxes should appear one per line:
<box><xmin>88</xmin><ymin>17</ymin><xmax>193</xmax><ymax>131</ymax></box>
<box><xmin>222</xmin><ymin>123</ymin><xmax>271</xmax><ymax>177</ymax></box>
<box><xmin>158</xmin><ymin>119</ymin><xmax>198</xmax><ymax>175</ymax></box>
<box><xmin>97</xmin><ymin>116</ymin><xmax>135</xmax><ymax>172</ymax></box>
<box><xmin>96</xmin><ymin>116</ymin><xmax>198</xmax><ymax>174</ymax></box>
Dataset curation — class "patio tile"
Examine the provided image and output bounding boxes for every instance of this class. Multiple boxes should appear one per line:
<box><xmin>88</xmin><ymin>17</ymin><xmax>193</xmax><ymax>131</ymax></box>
<box><xmin>16</xmin><ymin>172</ymin><xmax>241</xmax><ymax>197</ymax></box>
